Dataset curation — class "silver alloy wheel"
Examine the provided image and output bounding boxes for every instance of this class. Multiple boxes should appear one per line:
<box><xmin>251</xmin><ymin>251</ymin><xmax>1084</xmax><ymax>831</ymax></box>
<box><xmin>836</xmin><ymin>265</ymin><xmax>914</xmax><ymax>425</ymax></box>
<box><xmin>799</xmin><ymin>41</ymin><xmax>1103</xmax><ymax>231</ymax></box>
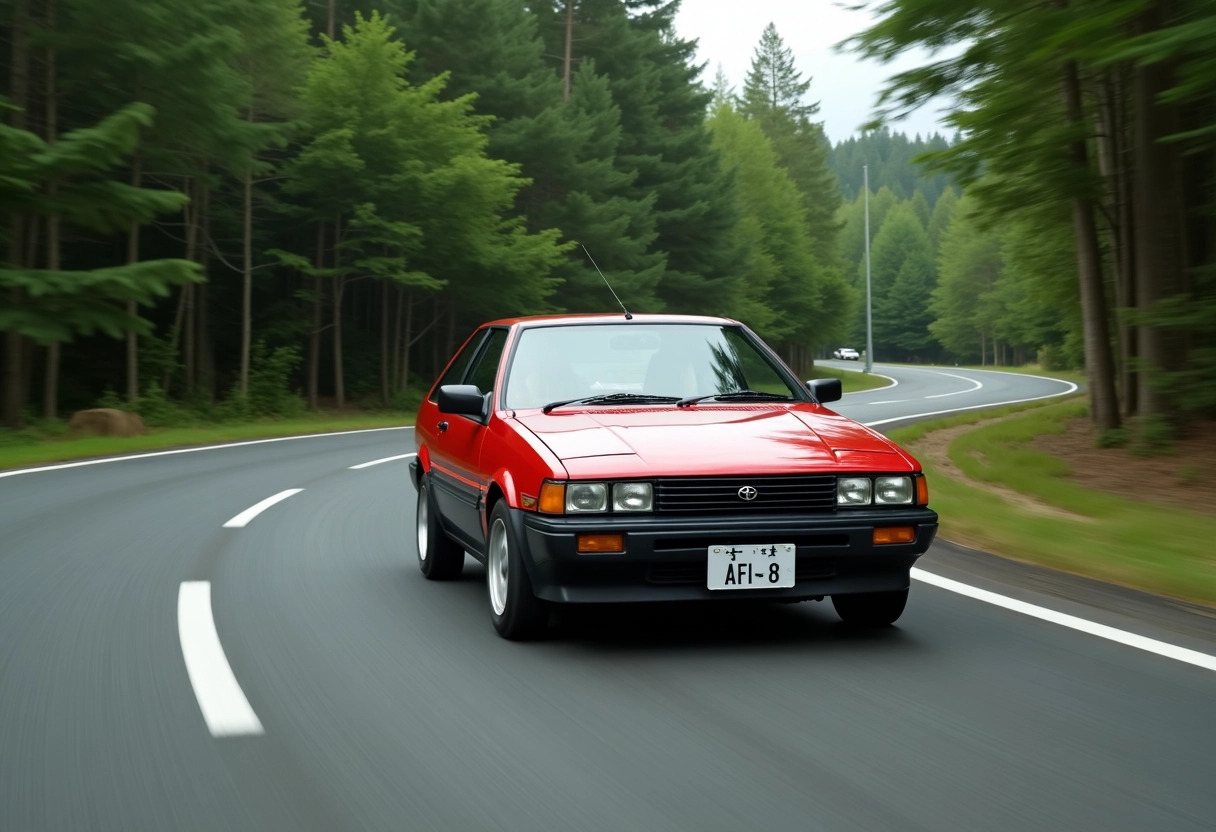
<box><xmin>417</xmin><ymin>487</ymin><xmax>429</xmax><ymax>563</ymax></box>
<box><xmin>487</xmin><ymin>516</ymin><xmax>509</xmax><ymax>616</ymax></box>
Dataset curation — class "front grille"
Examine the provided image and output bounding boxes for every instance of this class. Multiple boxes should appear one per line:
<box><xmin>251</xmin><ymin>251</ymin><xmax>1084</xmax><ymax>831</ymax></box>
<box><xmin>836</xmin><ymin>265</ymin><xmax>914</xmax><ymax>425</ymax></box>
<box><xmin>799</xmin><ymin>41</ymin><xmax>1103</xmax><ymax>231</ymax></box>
<box><xmin>654</xmin><ymin>474</ymin><xmax>837</xmax><ymax>515</ymax></box>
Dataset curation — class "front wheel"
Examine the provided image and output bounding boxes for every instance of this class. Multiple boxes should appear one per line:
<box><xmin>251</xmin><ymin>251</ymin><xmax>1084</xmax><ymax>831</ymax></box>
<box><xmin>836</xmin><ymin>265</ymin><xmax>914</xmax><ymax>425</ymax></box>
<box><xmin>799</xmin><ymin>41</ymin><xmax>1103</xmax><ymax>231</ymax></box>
<box><xmin>831</xmin><ymin>588</ymin><xmax>908</xmax><ymax>627</ymax></box>
<box><xmin>485</xmin><ymin>501</ymin><xmax>548</xmax><ymax>640</ymax></box>
<box><xmin>416</xmin><ymin>477</ymin><xmax>465</xmax><ymax>580</ymax></box>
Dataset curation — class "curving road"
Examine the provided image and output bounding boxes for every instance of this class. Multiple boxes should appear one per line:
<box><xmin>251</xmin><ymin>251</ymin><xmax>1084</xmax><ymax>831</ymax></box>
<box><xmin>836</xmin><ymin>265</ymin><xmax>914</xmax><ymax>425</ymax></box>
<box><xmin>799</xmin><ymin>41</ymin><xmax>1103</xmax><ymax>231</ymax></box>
<box><xmin>2</xmin><ymin>365</ymin><xmax>1214</xmax><ymax>831</ymax></box>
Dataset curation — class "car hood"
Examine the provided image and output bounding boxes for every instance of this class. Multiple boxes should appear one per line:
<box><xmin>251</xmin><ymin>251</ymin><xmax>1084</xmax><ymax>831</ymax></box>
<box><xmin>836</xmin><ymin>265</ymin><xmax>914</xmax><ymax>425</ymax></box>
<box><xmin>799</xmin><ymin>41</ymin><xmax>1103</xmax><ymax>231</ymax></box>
<box><xmin>512</xmin><ymin>406</ymin><xmax>913</xmax><ymax>479</ymax></box>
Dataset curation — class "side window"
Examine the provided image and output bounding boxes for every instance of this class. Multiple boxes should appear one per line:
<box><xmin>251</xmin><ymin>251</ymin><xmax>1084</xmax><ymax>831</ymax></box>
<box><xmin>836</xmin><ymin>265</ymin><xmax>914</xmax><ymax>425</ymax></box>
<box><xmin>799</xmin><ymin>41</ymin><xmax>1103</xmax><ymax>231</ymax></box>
<box><xmin>429</xmin><ymin>329</ymin><xmax>485</xmax><ymax>401</ymax></box>
<box><xmin>465</xmin><ymin>328</ymin><xmax>509</xmax><ymax>399</ymax></box>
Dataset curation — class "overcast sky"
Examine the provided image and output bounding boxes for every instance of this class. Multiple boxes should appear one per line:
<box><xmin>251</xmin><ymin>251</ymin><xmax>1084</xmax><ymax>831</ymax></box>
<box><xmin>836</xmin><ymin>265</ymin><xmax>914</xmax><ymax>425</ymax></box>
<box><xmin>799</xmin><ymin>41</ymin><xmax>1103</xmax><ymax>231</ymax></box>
<box><xmin>672</xmin><ymin>0</ymin><xmax>954</xmax><ymax>144</ymax></box>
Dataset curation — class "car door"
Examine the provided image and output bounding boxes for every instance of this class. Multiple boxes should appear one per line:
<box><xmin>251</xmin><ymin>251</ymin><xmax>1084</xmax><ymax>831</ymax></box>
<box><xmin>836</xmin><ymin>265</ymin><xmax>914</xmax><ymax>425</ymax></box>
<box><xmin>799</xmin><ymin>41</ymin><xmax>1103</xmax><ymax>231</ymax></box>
<box><xmin>427</xmin><ymin>327</ymin><xmax>509</xmax><ymax>551</ymax></box>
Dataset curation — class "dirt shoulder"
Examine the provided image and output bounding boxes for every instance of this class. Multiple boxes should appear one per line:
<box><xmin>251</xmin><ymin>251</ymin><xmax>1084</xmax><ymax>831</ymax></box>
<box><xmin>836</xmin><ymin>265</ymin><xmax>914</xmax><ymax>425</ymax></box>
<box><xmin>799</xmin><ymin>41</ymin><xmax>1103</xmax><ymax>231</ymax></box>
<box><xmin>909</xmin><ymin>414</ymin><xmax>1216</xmax><ymax>517</ymax></box>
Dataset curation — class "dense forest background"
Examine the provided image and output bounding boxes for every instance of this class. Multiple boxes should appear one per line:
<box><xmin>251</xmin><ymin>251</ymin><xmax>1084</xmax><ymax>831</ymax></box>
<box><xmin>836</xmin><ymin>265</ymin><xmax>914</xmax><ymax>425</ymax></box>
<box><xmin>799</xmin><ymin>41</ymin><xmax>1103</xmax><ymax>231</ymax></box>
<box><xmin>2</xmin><ymin>0</ymin><xmax>1213</xmax><ymax>445</ymax></box>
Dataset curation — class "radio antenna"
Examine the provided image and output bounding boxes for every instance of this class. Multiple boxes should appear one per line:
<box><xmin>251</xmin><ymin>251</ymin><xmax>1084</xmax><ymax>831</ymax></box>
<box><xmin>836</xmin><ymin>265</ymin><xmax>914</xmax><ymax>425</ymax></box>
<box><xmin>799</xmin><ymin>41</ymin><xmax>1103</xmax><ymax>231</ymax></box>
<box><xmin>581</xmin><ymin>244</ymin><xmax>632</xmax><ymax>320</ymax></box>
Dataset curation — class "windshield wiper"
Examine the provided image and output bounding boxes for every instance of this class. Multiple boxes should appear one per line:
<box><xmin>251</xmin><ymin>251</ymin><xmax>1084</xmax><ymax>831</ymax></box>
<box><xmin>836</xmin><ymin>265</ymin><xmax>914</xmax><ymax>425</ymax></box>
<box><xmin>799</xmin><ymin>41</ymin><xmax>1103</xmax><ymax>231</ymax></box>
<box><xmin>541</xmin><ymin>392</ymin><xmax>681</xmax><ymax>413</ymax></box>
<box><xmin>676</xmin><ymin>390</ymin><xmax>795</xmax><ymax>408</ymax></box>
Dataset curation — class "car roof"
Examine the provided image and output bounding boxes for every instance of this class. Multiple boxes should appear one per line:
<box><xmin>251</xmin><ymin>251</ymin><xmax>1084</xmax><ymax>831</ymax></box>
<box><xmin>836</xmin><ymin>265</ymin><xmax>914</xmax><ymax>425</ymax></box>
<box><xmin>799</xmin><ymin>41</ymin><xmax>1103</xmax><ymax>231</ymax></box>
<box><xmin>478</xmin><ymin>312</ymin><xmax>741</xmax><ymax>329</ymax></box>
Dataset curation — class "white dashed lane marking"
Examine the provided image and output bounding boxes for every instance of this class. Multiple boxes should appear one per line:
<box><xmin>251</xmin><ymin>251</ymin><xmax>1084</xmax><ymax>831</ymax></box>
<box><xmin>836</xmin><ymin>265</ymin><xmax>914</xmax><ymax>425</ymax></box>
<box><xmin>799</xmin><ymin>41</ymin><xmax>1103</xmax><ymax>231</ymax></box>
<box><xmin>222</xmin><ymin>489</ymin><xmax>304</xmax><ymax>528</ymax></box>
<box><xmin>349</xmin><ymin>452</ymin><xmax>417</xmax><ymax>470</ymax></box>
<box><xmin>178</xmin><ymin>581</ymin><xmax>264</xmax><ymax>737</ymax></box>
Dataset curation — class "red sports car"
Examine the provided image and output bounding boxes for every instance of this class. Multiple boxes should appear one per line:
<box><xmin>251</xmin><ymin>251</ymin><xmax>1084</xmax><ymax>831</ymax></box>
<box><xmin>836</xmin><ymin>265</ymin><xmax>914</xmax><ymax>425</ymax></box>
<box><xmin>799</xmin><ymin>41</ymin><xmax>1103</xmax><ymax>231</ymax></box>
<box><xmin>411</xmin><ymin>313</ymin><xmax>938</xmax><ymax>639</ymax></box>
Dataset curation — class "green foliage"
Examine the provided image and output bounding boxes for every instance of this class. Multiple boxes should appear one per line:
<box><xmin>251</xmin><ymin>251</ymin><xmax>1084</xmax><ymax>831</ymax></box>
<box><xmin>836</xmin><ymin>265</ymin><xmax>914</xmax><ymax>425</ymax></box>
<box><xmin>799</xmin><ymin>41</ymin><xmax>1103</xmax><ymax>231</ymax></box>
<box><xmin>95</xmin><ymin>389</ymin><xmax>126</xmax><ymax>410</ymax></box>
<box><xmin>741</xmin><ymin>23</ymin><xmax>843</xmax><ymax>279</ymax></box>
<box><xmin>929</xmin><ymin>195</ymin><xmax>1002</xmax><ymax>359</ymax></box>
<box><xmin>867</xmin><ymin>203</ymin><xmax>936</xmax><ymax>360</ymax></box>
<box><xmin>1130</xmin><ymin>414</ymin><xmax>1176</xmax><ymax>457</ymax></box>
<box><xmin>134</xmin><ymin>380</ymin><xmax>190</xmax><ymax>427</ymax></box>
<box><xmin>13</xmin><ymin>0</ymin><xmax>1209</xmax><ymax>448</ymax></box>
<box><xmin>830</xmin><ymin>128</ymin><xmax>956</xmax><ymax>207</ymax></box>
<box><xmin>741</xmin><ymin>23</ymin><xmax>819</xmax><ymax>122</ymax></box>
<box><xmin>707</xmin><ymin>103</ymin><xmax>852</xmax><ymax>349</ymax></box>
<box><xmin>246</xmin><ymin>342</ymin><xmax>305</xmax><ymax>417</ymax></box>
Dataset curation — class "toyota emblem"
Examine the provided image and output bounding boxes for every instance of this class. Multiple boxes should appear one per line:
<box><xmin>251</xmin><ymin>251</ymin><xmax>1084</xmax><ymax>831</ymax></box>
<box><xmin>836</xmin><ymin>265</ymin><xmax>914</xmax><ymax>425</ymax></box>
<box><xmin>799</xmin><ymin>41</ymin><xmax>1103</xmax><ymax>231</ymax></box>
<box><xmin>737</xmin><ymin>486</ymin><xmax>758</xmax><ymax>502</ymax></box>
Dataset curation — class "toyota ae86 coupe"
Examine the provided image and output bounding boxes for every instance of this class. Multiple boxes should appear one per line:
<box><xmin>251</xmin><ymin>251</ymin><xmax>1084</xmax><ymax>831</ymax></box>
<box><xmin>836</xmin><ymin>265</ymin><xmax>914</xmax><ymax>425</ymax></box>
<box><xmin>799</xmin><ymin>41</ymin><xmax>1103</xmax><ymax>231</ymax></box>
<box><xmin>410</xmin><ymin>314</ymin><xmax>938</xmax><ymax>639</ymax></box>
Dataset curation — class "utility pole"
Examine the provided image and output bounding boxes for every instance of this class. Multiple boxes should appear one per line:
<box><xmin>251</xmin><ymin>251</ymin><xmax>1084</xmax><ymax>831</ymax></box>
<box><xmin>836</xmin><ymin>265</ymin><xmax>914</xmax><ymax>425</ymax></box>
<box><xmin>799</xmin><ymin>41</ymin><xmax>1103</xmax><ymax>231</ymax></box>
<box><xmin>863</xmin><ymin>164</ymin><xmax>874</xmax><ymax>374</ymax></box>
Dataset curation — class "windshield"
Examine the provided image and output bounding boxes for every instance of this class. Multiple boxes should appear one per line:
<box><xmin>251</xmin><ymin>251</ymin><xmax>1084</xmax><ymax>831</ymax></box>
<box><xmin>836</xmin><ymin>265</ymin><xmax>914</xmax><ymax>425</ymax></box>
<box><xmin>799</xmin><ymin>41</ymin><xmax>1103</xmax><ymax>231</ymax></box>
<box><xmin>502</xmin><ymin>323</ymin><xmax>802</xmax><ymax>410</ymax></box>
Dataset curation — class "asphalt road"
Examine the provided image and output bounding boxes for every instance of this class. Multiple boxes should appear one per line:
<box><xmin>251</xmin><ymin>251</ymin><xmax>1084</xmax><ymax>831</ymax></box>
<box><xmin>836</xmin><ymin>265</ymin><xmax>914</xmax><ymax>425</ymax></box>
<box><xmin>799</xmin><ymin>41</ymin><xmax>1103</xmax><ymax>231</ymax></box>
<box><xmin>2</xmin><ymin>365</ymin><xmax>1214</xmax><ymax>831</ymax></box>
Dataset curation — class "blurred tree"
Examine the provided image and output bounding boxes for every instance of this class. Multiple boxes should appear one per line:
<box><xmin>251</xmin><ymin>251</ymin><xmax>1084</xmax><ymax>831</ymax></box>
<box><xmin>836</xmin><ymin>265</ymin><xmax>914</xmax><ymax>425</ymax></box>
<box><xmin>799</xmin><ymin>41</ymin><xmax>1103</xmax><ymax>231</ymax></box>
<box><xmin>740</xmin><ymin>22</ymin><xmax>843</xmax><ymax>282</ymax></box>
<box><xmin>868</xmin><ymin>203</ymin><xmax>934</xmax><ymax>360</ymax></box>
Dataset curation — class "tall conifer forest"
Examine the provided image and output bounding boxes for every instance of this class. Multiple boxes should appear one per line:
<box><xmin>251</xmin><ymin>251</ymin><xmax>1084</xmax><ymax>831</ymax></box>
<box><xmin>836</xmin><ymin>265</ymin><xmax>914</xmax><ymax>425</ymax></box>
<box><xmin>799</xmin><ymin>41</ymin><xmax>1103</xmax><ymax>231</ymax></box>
<box><xmin>2</xmin><ymin>0</ymin><xmax>1214</xmax><ymax>442</ymax></box>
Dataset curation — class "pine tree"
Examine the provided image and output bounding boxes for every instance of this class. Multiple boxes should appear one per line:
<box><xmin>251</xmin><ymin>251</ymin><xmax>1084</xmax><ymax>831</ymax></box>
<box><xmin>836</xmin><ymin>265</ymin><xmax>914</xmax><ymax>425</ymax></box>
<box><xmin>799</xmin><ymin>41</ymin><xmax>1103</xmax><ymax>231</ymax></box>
<box><xmin>867</xmin><ymin>203</ymin><xmax>935</xmax><ymax>361</ymax></box>
<box><xmin>0</xmin><ymin>104</ymin><xmax>203</xmax><ymax>427</ymax></box>
<box><xmin>740</xmin><ymin>23</ymin><xmax>842</xmax><ymax>276</ymax></box>
<box><xmin>535</xmin><ymin>0</ymin><xmax>746</xmax><ymax>315</ymax></box>
<box><xmin>741</xmin><ymin>23</ymin><xmax>817</xmax><ymax>122</ymax></box>
<box><xmin>707</xmin><ymin>102</ymin><xmax>853</xmax><ymax>353</ymax></box>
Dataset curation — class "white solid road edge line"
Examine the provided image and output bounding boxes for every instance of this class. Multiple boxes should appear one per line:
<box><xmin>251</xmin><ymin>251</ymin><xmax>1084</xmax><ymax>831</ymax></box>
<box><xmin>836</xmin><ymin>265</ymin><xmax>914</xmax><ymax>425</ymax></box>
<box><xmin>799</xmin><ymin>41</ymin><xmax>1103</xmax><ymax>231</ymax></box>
<box><xmin>177</xmin><ymin>581</ymin><xmax>264</xmax><ymax>737</ymax></box>
<box><xmin>0</xmin><ymin>426</ymin><xmax>413</xmax><ymax>480</ymax></box>
<box><xmin>222</xmin><ymin>489</ymin><xmax>304</xmax><ymax>528</ymax></box>
<box><xmin>349</xmin><ymin>452</ymin><xmax>417</xmax><ymax>470</ymax></box>
<box><xmin>912</xmin><ymin>568</ymin><xmax>1216</xmax><ymax>673</ymax></box>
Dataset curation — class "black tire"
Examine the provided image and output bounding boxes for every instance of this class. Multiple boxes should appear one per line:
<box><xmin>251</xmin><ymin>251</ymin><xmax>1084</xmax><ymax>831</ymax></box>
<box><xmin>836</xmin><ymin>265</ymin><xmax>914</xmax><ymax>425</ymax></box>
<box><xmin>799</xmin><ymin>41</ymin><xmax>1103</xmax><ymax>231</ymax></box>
<box><xmin>416</xmin><ymin>476</ymin><xmax>465</xmax><ymax>580</ymax></box>
<box><xmin>831</xmin><ymin>588</ymin><xmax>909</xmax><ymax>627</ymax></box>
<box><xmin>485</xmin><ymin>500</ymin><xmax>548</xmax><ymax>640</ymax></box>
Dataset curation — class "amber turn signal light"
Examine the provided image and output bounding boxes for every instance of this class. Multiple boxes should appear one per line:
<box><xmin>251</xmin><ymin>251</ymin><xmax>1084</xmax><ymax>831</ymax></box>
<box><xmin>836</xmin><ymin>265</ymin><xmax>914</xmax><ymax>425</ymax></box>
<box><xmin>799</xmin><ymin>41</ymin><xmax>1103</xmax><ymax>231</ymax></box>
<box><xmin>576</xmin><ymin>533</ymin><xmax>625</xmax><ymax>553</ymax></box>
<box><xmin>916</xmin><ymin>476</ymin><xmax>929</xmax><ymax>506</ymax></box>
<box><xmin>873</xmin><ymin>526</ymin><xmax>916</xmax><ymax>545</ymax></box>
<box><xmin>539</xmin><ymin>482</ymin><xmax>566</xmax><ymax>514</ymax></box>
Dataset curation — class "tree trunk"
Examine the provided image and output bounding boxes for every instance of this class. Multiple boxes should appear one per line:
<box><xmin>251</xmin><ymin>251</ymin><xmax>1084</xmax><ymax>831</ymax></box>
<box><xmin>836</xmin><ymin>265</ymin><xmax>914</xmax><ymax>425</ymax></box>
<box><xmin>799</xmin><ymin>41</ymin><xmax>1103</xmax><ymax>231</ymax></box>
<box><xmin>165</xmin><ymin>176</ymin><xmax>200</xmax><ymax>393</ymax></box>
<box><xmin>240</xmin><ymin>111</ymin><xmax>255</xmax><ymax>397</ymax></box>
<box><xmin>308</xmin><ymin>222</ymin><xmax>324</xmax><ymax>410</ymax></box>
<box><xmin>400</xmin><ymin>290</ymin><xmax>414</xmax><ymax>395</ymax></box>
<box><xmin>196</xmin><ymin>183</ymin><xmax>213</xmax><ymax>400</ymax></box>
<box><xmin>392</xmin><ymin>285</ymin><xmax>404</xmax><ymax>393</ymax></box>
<box><xmin>1099</xmin><ymin>68</ymin><xmax>1138</xmax><ymax>416</ymax></box>
<box><xmin>563</xmin><ymin>0</ymin><xmax>574</xmax><ymax>101</ymax></box>
<box><xmin>380</xmin><ymin>280</ymin><xmax>390</xmax><ymax>405</ymax></box>
<box><xmin>332</xmin><ymin>216</ymin><xmax>345</xmax><ymax>409</ymax></box>
<box><xmin>333</xmin><ymin>275</ymin><xmax>345</xmax><ymax>408</ymax></box>
<box><xmin>1132</xmin><ymin>2</ymin><xmax>1185</xmax><ymax>424</ymax></box>
<box><xmin>1062</xmin><ymin>59</ymin><xmax>1120</xmax><ymax>432</ymax></box>
<box><xmin>445</xmin><ymin>300</ymin><xmax>456</xmax><ymax>358</ymax></box>
<box><xmin>126</xmin><ymin>151</ymin><xmax>143</xmax><ymax>402</ymax></box>
<box><xmin>327</xmin><ymin>0</ymin><xmax>336</xmax><ymax>39</ymax></box>
<box><xmin>4</xmin><ymin>0</ymin><xmax>31</xmax><ymax>428</ymax></box>
<box><xmin>43</xmin><ymin>0</ymin><xmax>61</xmax><ymax>421</ymax></box>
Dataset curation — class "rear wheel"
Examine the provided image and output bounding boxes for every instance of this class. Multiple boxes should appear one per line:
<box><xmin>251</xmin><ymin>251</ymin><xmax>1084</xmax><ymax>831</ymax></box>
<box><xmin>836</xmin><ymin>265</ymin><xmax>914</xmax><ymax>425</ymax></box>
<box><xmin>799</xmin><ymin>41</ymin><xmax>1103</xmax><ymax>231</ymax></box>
<box><xmin>416</xmin><ymin>476</ymin><xmax>465</xmax><ymax>580</ymax></box>
<box><xmin>486</xmin><ymin>500</ymin><xmax>548</xmax><ymax>640</ymax></box>
<box><xmin>831</xmin><ymin>588</ymin><xmax>908</xmax><ymax>627</ymax></box>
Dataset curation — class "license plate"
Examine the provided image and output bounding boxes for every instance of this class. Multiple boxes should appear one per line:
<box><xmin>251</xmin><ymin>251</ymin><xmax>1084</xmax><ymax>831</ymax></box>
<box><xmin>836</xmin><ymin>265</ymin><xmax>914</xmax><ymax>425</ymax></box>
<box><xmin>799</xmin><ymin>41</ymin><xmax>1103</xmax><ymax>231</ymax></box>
<box><xmin>707</xmin><ymin>544</ymin><xmax>795</xmax><ymax>590</ymax></box>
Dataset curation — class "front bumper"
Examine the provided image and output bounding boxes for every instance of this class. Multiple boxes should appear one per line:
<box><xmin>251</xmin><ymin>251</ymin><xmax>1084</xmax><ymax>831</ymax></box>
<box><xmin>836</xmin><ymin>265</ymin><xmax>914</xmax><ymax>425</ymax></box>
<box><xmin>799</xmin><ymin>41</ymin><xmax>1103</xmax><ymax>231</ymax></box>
<box><xmin>510</xmin><ymin>507</ymin><xmax>938</xmax><ymax>604</ymax></box>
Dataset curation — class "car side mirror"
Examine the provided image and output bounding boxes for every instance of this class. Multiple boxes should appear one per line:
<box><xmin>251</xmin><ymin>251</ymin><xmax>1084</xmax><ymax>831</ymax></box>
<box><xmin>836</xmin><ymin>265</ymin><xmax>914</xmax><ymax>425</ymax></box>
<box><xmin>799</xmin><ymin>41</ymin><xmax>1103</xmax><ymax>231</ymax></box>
<box><xmin>437</xmin><ymin>384</ymin><xmax>487</xmax><ymax>417</ymax></box>
<box><xmin>807</xmin><ymin>378</ymin><xmax>842</xmax><ymax>404</ymax></box>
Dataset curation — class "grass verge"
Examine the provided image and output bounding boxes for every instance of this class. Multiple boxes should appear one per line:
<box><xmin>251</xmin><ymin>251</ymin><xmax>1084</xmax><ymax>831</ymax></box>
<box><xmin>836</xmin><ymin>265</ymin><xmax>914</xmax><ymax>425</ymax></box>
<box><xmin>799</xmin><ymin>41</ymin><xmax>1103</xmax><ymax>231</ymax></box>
<box><xmin>808</xmin><ymin>364</ymin><xmax>892</xmax><ymax>393</ymax></box>
<box><xmin>0</xmin><ymin>412</ymin><xmax>416</xmax><ymax>471</ymax></box>
<box><xmin>891</xmin><ymin>399</ymin><xmax>1216</xmax><ymax>608</ymax></box>
<box><xmin>949</xmin><ymin>363</ymin><xmax>1087</xmax><ymax>386</ymax></box>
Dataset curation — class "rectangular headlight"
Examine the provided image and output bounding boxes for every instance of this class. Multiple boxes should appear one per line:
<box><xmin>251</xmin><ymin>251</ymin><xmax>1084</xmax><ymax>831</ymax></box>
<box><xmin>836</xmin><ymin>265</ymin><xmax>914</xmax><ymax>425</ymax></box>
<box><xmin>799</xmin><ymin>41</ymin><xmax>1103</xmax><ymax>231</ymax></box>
<box><xmin>875</xmin><ymin>476</ymin><xmax>913</xmax><ymax>504</ymax></box>
<box><xmin>566</xmin><ymin>483</ymin><xmax>608</xmax><ymax>513</ymax></box>
<box><xmin>837</xmin><ymin>477</ymin><xmax>872</xmax><ymax>505</ymax></box>
<box><xmin>612</xmin><ymin>482</ymin><xmax>653</xmax><ymax>512</ymax></box>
